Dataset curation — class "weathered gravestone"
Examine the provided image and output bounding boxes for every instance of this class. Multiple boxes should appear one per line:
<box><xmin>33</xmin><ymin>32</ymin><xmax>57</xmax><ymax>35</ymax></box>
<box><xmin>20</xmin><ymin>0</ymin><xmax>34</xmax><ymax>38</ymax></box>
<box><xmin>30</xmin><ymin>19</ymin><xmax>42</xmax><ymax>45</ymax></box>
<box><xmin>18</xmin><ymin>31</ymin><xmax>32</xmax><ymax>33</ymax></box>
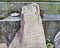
<box><xmin>21</xmin><ymin>3</ymin><xmax>47</xmax><ymax>48</ymax></box>
<box><xmin>9</xmin><ymin>3</ymin><xmax>46</xmax><ymax>48</ymax></box>
<box><xmin>54</xmin><ymin>31</ymin><xmax>60</xmax><ymax>48</ymax></box>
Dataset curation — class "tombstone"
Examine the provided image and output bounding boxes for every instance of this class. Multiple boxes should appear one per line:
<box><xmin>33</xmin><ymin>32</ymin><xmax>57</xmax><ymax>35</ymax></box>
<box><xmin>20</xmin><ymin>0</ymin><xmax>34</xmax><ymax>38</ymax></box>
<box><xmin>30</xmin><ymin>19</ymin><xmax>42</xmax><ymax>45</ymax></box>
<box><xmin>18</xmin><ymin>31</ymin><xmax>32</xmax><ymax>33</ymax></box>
<box><xmin>21</xmin><ymin>3</ymin><xmax>47</xmax><ymax>48</ymax></box>
<box><xmin>9</xmin><ymin>3</ymin><xmax>47</xmax><ymax>48</ymax></box>
<box><xmin>54</xmin><ymin>31</ymin><xmax>60</xmax><ymax>48</ymax></box>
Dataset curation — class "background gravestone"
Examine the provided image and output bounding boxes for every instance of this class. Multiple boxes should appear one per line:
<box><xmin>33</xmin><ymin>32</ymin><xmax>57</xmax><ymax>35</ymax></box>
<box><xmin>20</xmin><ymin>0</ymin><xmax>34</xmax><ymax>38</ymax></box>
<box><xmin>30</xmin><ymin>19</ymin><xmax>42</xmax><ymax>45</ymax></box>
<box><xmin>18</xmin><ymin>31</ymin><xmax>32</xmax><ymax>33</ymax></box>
<box><xmin>43</xmin><ymin>21</ymin><xmax>60</xmax><ymax>43</ymax></box>
<box><xmin>0</xmin><ymin>21</ymin><xmax>20</xmax><ymax>46</ymax></box>
<box><xmin>54</xmin><ymin>31</ymin><xmax>60</xmax><ymax>48</ymax></box>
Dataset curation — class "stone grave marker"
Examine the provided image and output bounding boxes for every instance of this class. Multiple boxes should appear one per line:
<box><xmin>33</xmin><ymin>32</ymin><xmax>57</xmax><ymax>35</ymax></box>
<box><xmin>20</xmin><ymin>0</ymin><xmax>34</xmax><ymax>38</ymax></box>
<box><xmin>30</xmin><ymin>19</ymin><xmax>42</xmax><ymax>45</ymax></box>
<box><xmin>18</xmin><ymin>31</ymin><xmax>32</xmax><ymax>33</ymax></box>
<box><xmin>9</xmin><ymin>3</ymin><xmax>46</xmax><ymax>48</ymax></box>
<box><xmin>54</xmin><ymin>31</ymin><xmax>60</xmax><ymax>48</ymax></box>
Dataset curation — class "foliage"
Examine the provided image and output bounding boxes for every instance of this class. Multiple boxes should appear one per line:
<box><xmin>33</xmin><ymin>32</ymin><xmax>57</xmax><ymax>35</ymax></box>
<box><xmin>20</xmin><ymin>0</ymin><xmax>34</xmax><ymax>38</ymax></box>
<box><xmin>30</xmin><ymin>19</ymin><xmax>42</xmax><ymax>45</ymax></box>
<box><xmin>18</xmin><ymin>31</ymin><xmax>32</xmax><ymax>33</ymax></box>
<box><xmin>39</xmin><ymin>3</ymin><xmax>59</xmax><ymax>14</ymax></box>
<box><xmin>47</xmin><ymin>43</ymin><xmax>53</xmax><ymax>48</ymax></box>
<box><xmin>46</xmin><ymin>38</ymin><xmax>54</xmax><ymax>48</ymax></box>
<box><xmin>0</xmin><ymin>5</ymin><xmax>12</xmax><ymax>19</ymax></box>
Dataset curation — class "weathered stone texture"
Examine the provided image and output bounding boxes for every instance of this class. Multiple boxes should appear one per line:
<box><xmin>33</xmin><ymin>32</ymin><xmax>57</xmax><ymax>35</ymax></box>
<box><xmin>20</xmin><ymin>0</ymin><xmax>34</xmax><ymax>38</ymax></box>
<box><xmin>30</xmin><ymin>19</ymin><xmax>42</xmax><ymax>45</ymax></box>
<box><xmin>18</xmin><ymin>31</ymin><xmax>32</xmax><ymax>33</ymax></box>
<box><xmin>9</xmin><ymin>3</ymin><xmax>46</xmax><ymax>48</ymax></box>
<box><xmin>21</xmin><ymin>3</ymin><xmax>46</xmax><ymax>48</ymax></box>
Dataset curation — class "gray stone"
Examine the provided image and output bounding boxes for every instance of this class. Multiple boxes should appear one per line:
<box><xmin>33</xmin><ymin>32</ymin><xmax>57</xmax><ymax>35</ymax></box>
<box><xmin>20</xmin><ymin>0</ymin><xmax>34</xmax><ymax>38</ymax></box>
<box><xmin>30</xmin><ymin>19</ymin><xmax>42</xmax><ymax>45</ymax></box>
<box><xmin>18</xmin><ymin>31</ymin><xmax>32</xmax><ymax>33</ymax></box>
<box><xmin>22</xmin><ymin>3</ymin><xmax>46</xmax><ymax>48</ymax></box>
<box><xmin>42</xmin><ymin>21</ymin><xmax>60</xmax><ymax>43</ymax></box>
<box><xmin>9</xmin><ymin>3</ymin><xmax>46</xmax><ymax>48</ymax></box>
<box><xmin>54</xmin><ymin>31</ymin><xmax>60</xmax><ymax>48</ymax></box>
<box><xmin>0</xmin><ymin>21</ymin><xmax>20</xmax><ymax>46</ymax></box>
